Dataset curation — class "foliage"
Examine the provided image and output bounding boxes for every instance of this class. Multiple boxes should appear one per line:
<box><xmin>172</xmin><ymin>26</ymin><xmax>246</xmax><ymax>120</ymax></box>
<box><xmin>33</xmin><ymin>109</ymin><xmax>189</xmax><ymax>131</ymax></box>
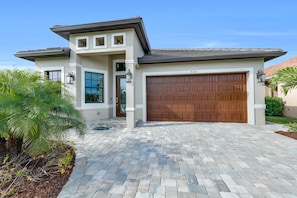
<box><xmin>265</xmin><ymin>96</ymin><xmax>285</xmax><ymax>116</ymax></box>
<box><xmin>0</xmin><ymin>69</ymin><xmax>86</xmax><ymax>155</ymax></box>
<box><xmin>266</xmin><ymin>116</ymin><xmax>297</xmax><ymax>124</ymax></box>
<box><xmin>286</xmin><ymin>123</ymin><xmax>297</xmax><ymax>133</ymax></box>
<box><xmin>0</xmin><ymin>141</ymin><xmax>74</xmax><ymax>197</ymax></box>
<box><xmin>269</xmin><ymin>66</ymin><xmax>297</xmax><ymax>95</ymax></box>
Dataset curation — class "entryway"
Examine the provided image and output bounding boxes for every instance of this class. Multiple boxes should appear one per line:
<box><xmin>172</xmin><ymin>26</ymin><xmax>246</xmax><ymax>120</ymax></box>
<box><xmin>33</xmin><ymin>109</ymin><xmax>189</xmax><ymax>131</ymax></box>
<box><xmin>116</xmin><ymin>75</ymin><xmax>126</xmax><ymax>117</ymax></box>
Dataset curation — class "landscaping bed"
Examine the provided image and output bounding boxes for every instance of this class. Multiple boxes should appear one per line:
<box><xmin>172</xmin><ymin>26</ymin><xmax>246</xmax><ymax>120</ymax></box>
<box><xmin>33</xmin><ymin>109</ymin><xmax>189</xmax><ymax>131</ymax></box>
<box><xmin>0</xmin><ymin>142</ymin><xmax>74</xmax><ymax>198</ymax></box>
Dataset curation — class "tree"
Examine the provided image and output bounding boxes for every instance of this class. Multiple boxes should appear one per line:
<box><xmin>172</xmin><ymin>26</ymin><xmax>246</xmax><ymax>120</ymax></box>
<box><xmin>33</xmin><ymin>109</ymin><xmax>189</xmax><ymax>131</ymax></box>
<box><xmin>269</xmin><ymin>66</ymin><xmax>297</xmax><ymax>95</ymax></box>
<box><xmin>0</xmin><ymin>70</ymin><xmax>86</xmax><ymax>155</ymax></box>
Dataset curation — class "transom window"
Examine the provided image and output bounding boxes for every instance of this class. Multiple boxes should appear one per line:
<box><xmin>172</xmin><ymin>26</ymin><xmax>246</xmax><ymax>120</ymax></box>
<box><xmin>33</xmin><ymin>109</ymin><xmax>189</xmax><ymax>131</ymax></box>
<box><xmin>116</xmin><ymin>62</ymin><xmax>126</xmax><ymax>71</ymax></box>
<box><xmin>112</xmin><ymin>33</ymin><xmax>126</xmax><ymax>47</ymax></box>
<box><xmin>94</xmin><ymin>35</ymin><xmax>106</xmax><ymax>48</ymax></box>
<box><xmin>76</xmin><ymin>36</ymin><xmax>88</xmax><ymax>49</ymax></box>
<box><xmin>45</xmin><ymin>70</ymin><xmax>61</xmax><ymax>81</ymax></box>
<box><xmin>85</xmin><ymin>71</ymin><xmax>104</xmax><ymax>103</ymax></box>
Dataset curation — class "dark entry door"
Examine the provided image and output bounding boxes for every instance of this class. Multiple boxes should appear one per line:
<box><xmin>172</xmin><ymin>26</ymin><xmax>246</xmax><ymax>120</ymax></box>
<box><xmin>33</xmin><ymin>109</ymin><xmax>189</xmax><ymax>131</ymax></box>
<box><xmin>116</xmin><ymin>76</ymin><xmax>126</xmax><ymax>117</ymax></box>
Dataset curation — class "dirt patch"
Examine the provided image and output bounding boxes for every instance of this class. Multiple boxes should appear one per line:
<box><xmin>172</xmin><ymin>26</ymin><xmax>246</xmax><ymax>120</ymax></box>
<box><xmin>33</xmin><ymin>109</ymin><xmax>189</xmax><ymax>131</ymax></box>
<box><xmin>275</xmin><ymin>131</ymin><xmax>297</xmax><ymax>140</ymax></box>
<box><xmin>0</xmin><ymin>143</ymin><xmax>74</xmax><ymax>198</ymax></box>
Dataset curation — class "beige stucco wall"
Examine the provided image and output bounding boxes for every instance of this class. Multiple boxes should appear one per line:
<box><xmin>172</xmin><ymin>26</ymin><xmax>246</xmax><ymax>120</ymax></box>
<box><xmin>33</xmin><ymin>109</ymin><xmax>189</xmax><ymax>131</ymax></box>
<box><xmin>278</xmin><ymin>86</ymin><xmax>297</xmax><ymax>118</ymax></box>
<box><xmin>135</xmin><ymin>58</ymin><xmax>266</xmax><ymax>125</ymax></box>
<box><xmin>65</xmin><ymin>28</ymin><xmax>144</xmax><ymax>123</ymax></box>
<box><xmin>34</xmin><ymin>28</ymin><xmax>267</xmax><ymax>126</ymax></box>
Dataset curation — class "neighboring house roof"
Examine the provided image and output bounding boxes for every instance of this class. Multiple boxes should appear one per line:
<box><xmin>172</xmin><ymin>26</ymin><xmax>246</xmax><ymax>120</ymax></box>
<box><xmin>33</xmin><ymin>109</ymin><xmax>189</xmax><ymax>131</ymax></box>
<box><xmin>138</xmin><ymin>48</ymin><xmax>286</xmax><ymax>64</ymax></box>
<box><xmin>14</xmin><ymin>47</ymin><xmax>70</xmax><ymax>61</ymax></box>
<box><xmin>265</xmin><ymin>56</ymin><xmax>297</xmax><ymax>77</ymax></box>
<box><xmin>50</xmin><ymin>16</ymin><xmax>151</xmax><ymax>54</ymax></box>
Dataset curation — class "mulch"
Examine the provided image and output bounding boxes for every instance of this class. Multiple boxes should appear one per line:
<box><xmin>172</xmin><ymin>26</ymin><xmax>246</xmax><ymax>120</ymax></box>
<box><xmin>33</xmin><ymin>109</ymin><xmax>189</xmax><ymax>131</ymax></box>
<box><xmin>275</xmin><ymin>131</ymin><xmax>297</xmax><ymax>140</ymax></box>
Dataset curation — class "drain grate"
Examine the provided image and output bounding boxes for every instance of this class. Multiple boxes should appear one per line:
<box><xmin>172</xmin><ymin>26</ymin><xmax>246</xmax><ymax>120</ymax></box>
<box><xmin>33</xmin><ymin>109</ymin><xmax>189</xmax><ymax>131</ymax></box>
<box><xmin>92</xmin><ymin>126</ymin><xmax>111</xmax><ymax>130</ymax></box>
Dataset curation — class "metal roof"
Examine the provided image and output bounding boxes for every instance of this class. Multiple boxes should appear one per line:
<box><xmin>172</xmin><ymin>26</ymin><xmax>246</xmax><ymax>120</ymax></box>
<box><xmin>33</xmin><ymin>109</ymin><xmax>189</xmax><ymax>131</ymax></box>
<box><xmin>14</xmin><ymin>47</ymin><xmax>70</xmax><ymax>61</ymax></box>
<box><xmin>138</xmin><ymin>48</ymin><xmax>287</xmax><ymax>64</ymax></box>
<box><xmin>50</xmin><ymin>17</ymin><xmax>151</xmax><ymax>54</ymax></box>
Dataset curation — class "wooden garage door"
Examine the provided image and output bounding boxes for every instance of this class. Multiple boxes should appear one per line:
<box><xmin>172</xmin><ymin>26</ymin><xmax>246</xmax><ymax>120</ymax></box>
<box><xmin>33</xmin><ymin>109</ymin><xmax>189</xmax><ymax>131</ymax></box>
<box><xmin>146</xmin><ymin>73</ymin><xmax>247</xmax><ymax>122</ymax></box>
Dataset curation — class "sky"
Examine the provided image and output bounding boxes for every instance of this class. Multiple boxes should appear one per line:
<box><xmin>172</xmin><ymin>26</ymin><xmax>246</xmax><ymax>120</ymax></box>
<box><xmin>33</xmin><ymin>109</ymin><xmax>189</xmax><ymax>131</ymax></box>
<box><xmin>0</xmin><ymin>0</ymin><xmax>296</xmax><ymax>70</ymax></box>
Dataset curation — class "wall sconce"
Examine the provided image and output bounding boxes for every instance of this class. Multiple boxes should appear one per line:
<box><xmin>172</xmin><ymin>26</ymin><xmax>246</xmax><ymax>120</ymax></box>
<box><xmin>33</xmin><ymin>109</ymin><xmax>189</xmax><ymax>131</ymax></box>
<box><xmin>257</xmin><ymin>70</ymin><xmax>265</xmax><ymax>83</ymax></box>
<box><xmin>126</xmin><ymin>69</ymin><xmax>132</xmax><ymax>83</ymax></box>
<box><xmin>66</xmin><ymin>72</ymin><xmax>75</xmax><ymax>84</ymax></box>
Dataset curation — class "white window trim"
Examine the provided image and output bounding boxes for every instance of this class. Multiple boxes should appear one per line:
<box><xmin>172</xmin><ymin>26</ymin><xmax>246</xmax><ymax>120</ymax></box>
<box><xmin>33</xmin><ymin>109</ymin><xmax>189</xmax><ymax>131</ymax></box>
<box><xmin>112</xmin><ymin>59</ymin><xmax>126</xmax><ymax>117</ymax></box>
<box><xmin>142</xmin><ymin>67</ymin><xmax>255</xmax><ymax>125</ymax></box>
<box><xmin>93</xmin><ymin>34</ymin><xmax>107</xmax><ymax>49</ymax></box>
<box><xmin>76</xmin><ymin>36</ymin><xmax>89</xmax><ymax>50</ymax></box>
<box><xmin>81</xmin><ymin>67</ymin><xmax>108</xmax><ymax>109</ymax></box>
<box><xmin>111</xmin><ymin>33</ymin><xmax>126</xmax><ymax>47</ymax></box>
<box><xmin>40</xmin><ymin>66</ymin><xmax>65</xmax><ymax>84</ymax></box>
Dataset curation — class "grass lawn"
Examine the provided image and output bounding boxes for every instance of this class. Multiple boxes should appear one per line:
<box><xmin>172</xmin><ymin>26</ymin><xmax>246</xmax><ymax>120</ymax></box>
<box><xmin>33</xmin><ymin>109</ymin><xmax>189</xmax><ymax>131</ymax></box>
<box><xmin>266</xmin><ymin>116</ymin><xmax>297</xmax><ymax>124</ymax></box>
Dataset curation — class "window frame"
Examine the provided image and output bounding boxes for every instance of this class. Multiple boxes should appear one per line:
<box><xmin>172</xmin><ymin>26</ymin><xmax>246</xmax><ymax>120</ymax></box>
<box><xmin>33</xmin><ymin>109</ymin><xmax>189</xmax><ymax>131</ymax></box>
<box><xmin>111</xmin><ymin>33</ymin><xmax>126</xmax><ymax>47</ymax></box>
<box><xmin>76</xmin><ymin>36</ymin><xmax>89</xmax><ymax>50</ymax></box>
<box><xmin>81</xmin><ymin>68</ymin><xmax>108</xmax><ymax>109</ymax></box>
<box><xmin>93</xmin><ymin>34</ymin><xmax>107</xmax><ymax>49</ymax></box>
<box><xmin>45</xmin><ymin>70</ymin><xmax>62</xmax><ymax>82</ymax></box>
<box><xmin>84</xmin><ymin>71</ymin><xmax>104</xmax><ymax>104</ymax></box>
<box><xmin>41</xmin><ymin>67</ymin><xmax>65</xmax><ymax>84</ymax></box>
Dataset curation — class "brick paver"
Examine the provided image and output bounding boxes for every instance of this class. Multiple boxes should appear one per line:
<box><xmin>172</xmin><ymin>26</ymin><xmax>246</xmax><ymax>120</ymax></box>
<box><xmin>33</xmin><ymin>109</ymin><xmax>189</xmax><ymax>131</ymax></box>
<box><xmin>58</xmin><ymin>122</ymin><xmax>297</xmax><ymax>198</ymax></box>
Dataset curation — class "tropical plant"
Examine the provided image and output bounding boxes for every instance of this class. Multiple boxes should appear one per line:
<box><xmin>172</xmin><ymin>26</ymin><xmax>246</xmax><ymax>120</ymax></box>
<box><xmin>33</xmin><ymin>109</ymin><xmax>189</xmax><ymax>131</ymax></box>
<box><xmin>269</xmin><ymin>66</ymin><xmax>297</xmax><ymax>95</ymax></box>
<box><xmin>265</xmin><ymin>96</ymin><xmax>284</xmax><ymax>116</ymax></box>
<box><xmin>0</xmin><ymin>70</ymin><xmax>86</xmax><ymax>155</ymax></box>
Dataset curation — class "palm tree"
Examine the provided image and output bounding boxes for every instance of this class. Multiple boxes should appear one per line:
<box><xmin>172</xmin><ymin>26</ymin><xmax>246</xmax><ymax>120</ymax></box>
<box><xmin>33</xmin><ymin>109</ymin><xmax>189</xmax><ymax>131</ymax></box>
<box><xmin>269</xmin><ymin>66</ymin><xmax>297</xmax><ymax>95</ymax></box>
<box><xmin>0</xmin><ymin>70</ymin><xmax>86</xmax><ymax>155</ymax></box>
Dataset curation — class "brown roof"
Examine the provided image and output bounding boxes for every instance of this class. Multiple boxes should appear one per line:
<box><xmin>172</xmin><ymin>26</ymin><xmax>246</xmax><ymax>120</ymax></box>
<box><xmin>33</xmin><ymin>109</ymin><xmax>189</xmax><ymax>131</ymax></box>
<box><xmin>265</xmin><ymin>56</ymin><xmax>297</xmax><ymax>77</ymax></box>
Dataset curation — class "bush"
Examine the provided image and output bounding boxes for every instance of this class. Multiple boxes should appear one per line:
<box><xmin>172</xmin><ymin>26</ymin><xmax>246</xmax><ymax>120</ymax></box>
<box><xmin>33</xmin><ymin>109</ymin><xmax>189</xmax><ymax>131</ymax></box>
<box><xmin>286</xmin><ymin>123</ymin><xmax>297</xmax><ymax>133</ymax></box>
<box><xmin>265</xmin><ymin>96</ymin><xmax>285</xmax><ymax>116</ymax></box>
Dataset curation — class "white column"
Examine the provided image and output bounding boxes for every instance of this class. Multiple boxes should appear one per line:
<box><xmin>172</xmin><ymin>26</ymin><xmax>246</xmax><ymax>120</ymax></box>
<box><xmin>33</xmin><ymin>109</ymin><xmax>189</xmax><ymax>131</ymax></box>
<box><xmin>125</xmin><ymin>59</ymin><xmax>135</xmax><ymax>128</ymax></box>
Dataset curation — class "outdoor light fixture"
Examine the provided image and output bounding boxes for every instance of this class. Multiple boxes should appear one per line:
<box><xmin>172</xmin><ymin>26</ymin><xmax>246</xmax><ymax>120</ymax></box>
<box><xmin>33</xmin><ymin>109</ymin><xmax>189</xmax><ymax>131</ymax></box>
<box><xmin>257</xmin><ymin>70</ymin><xmax>265</xmax><ymax>83</ymax></box>
<box><xmin>66</xmin><ymin>72</ymin><xmax>75</xmax><ymax>84</ymax></box>
<box><xmin>126</xmin><ymin>69</ymin><xmax>132</xmax><ymax>83</ymax></box>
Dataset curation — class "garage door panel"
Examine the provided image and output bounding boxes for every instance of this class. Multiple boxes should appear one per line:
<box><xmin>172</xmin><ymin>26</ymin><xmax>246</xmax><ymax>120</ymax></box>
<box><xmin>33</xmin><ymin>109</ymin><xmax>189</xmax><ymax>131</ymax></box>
<box><xmin>147</xmin><ymin>73</ymin><xmax>247</xmax><ymax>122</ymax></box>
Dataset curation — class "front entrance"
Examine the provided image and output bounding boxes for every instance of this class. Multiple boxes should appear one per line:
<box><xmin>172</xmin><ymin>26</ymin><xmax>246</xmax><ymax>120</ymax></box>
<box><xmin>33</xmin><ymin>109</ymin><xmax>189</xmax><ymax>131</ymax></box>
<box><xmin>116</xmin><ymin>75</ymin><xmax>126</xmax><ymax>117</ymax></box>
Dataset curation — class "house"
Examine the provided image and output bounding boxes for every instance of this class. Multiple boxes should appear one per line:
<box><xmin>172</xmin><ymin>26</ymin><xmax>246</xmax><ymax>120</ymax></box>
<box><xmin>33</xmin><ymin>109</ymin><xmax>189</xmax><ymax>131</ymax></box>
<box><xmin>15</xmin><ymin>17</ymin><xmax>286</xmax><ymax>128</ymax></box>
<box><xmin>265</xmin><ymin>56</ymin><xmax>297</xmax><ymax>118</ymax></box>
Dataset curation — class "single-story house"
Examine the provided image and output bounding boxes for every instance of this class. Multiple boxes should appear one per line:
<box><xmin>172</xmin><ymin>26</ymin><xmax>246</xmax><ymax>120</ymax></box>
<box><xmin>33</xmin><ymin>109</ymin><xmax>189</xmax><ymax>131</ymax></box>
<box><xmin>15</xmin><ymin>17</ymin><xmax>286</xmax><ymax>128</ymax></box>
<box><xmin>265</xmin><ymin>56</ymin><xmax>297</xmax><ymax>118</ymax></box>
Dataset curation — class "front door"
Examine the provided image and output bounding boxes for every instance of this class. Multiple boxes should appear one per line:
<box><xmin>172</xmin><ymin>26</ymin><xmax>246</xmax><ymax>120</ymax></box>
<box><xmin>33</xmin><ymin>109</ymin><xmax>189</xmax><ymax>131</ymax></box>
<box><xmin>116</xmin><ymin>76</ymin><xmax>126</xmax><ymax>117</ymax></box>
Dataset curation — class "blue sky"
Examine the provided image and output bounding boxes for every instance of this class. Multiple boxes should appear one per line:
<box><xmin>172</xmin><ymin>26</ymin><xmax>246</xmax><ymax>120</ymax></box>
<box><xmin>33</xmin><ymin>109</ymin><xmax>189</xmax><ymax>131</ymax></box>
<box><xmin>0</xmin><ymin>0</ymin><xmax>296</xmax><ymax>69</ymax></box>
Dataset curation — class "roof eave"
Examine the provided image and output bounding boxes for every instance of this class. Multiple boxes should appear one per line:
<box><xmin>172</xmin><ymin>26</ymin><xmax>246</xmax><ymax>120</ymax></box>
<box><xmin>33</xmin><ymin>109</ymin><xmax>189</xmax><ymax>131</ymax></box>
<box><xmin>50</xmin><ymin>17</ymin><xmax>151</xmax><ymax>54</ymax></box>
<box><xmin>14</xmin><ymin>48</ymin><xmax>70</xmax><ymax>62</ymax></box>
<box><xmin>138</xmin><ymin>51</ymin><xmax>287</xmax><ymax>64</ymax></box>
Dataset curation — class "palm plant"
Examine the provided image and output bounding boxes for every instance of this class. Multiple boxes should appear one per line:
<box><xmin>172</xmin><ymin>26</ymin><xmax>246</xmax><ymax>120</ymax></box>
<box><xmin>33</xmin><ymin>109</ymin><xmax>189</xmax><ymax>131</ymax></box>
<box><xmin>0</xmin><ymin>70</ymin><xmax>86</xmax><ymax>155</ymax></box>
<box><xmin>269</xmin><ymin>66</ymin><xmax>297</xmax><ymax>95</ymax></box>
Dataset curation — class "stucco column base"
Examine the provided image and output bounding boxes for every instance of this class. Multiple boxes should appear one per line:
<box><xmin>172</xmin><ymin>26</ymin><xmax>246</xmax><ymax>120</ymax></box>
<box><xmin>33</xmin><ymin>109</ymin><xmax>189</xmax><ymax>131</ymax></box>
<box><xmin>126</xmin><ymin>110</ymin><xmax>135</xmax><ymax>128</ymax></box>
<box><xmin>254</xmin><ymin>104</ymin><xmax>266</xmax><ymax>125</ymax></box>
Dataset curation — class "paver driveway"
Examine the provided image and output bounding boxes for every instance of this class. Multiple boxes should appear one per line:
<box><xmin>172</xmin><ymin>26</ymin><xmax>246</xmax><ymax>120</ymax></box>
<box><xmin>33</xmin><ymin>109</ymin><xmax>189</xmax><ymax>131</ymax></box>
<box><xmin>58</xmin><ymin>122</ymin><xmax>297</xmax><ymax>198</ymax></box>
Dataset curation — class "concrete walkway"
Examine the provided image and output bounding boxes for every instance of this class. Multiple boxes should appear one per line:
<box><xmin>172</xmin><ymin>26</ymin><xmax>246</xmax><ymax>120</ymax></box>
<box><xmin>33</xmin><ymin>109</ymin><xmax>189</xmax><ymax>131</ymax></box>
<box><xmin>58</xmin><ymin>122</ymin><xmax>297</xmax><ymax>198</ymax></box>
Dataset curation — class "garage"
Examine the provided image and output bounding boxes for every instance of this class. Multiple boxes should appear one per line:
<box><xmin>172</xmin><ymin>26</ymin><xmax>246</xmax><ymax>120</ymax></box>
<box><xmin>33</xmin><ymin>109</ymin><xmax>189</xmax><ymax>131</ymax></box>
<box><xmin>146</xmin><ymin>73</ymin><xmax>247</xmax><ymax>122</ymax></box>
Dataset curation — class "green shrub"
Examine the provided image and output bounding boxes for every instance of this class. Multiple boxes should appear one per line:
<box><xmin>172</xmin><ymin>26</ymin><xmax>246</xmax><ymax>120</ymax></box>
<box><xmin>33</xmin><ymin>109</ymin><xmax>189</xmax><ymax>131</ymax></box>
<box><xmin>286</xmin><ymin>122</ymin><xmax>297</xmax><ymax>133</ymax></box>
<box><xmin>265</xmin><ymin>96</ymin><xmax>285</xmax><ymax>116</ymax></box>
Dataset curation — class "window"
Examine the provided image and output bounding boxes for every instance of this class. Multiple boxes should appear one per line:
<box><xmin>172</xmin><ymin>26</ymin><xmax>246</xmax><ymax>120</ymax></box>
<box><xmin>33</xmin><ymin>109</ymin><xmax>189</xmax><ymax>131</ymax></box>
<box><xmin>112</xmin><ymin>33</ymin><xmax>126</xmax><ymax>47</ymax></box>
<box><xmin>116</xmin><ymin>62</ymin><xmax>126</xmax><ymax>71</ymax></box>
<box><xmin>85</xmin><ymin>71</ymin><xmax>104</xmax><ymax>103</ymax></box>
<box><xmin>76</xmin><ymin>36</ymin><xmax>88</xmax><ymax>49</ymax></box>
<box><xmin>93</xmin><ymin>35</ymin><xmax>106</xmax><ymax>48</ymax></box>
<box><xmin>45</xmin><ymin>70</ymin><xmax>61</xmax><ymax>81</ymax></box>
